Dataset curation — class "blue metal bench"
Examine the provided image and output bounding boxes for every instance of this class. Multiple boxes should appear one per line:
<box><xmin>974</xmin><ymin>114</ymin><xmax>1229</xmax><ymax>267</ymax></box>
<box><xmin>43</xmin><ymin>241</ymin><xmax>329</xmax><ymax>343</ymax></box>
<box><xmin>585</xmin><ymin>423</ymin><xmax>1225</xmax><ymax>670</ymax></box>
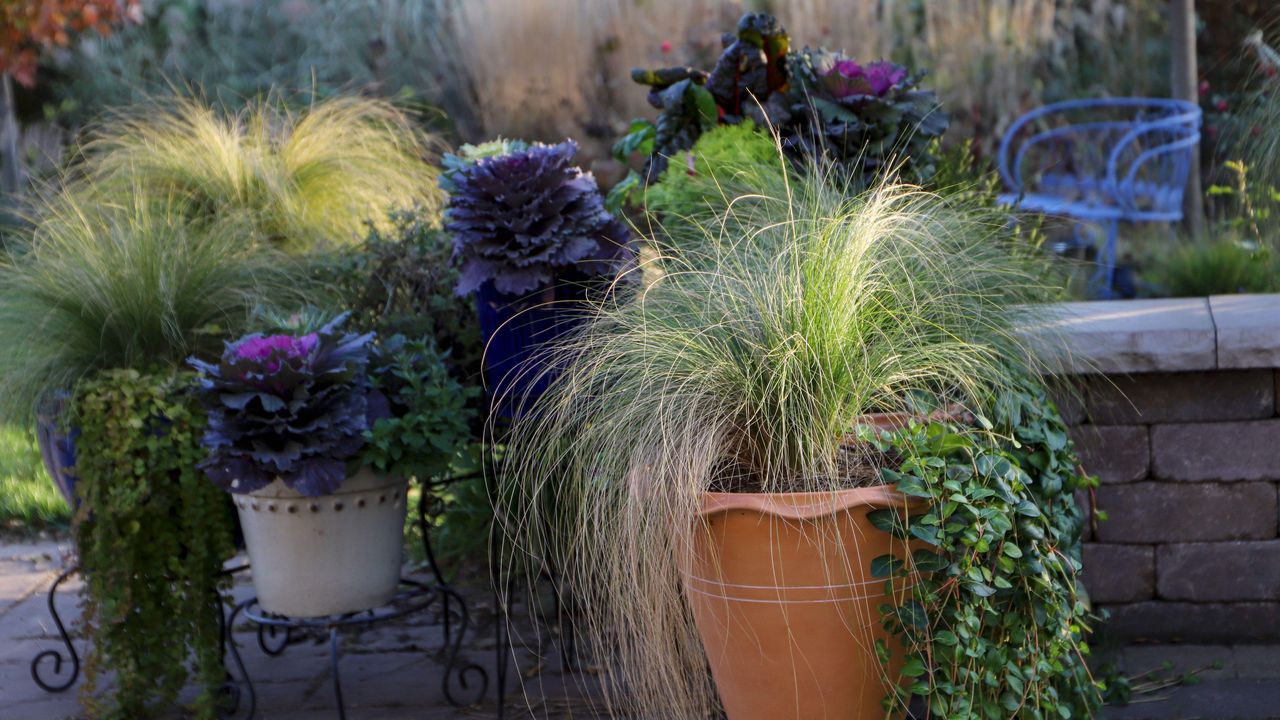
<box><xmin>998</xmin><ymin>97</ymin><xmax>1202</xmax><ymax>297</ymax></box>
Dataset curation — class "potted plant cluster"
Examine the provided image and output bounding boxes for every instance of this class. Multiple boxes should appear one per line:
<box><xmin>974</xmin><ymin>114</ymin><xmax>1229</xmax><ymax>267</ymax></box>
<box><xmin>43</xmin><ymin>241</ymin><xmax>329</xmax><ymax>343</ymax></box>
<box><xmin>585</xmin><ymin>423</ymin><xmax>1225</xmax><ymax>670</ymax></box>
<box><xmin>0</xmin><ymin>94</ymin><xmax>445</xmax><ymax>717</ymax></box>
<box><xmin>442</xmin><ymin>138</ymin><xmax>631</xmax><ymax>414</ymax></box>
<box><xmin>500</xmin><ymin>129</ymin><xmax>1100</xmax><ymax>719</ymax></box>
<box><xmin>191</xmin><ymin>316</ymin><xmax>473</xmax><ymax>617</ymax></box>
<box><xmin>611</xmin><ymin>11</ymin><xmax>948</xmax><ymax>209</ymax></box>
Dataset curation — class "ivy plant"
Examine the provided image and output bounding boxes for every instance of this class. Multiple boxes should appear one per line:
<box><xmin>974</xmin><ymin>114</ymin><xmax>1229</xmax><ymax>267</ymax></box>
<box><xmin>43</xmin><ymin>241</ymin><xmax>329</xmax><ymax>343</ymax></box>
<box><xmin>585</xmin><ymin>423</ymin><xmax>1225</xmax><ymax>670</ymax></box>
<box><xmin>870</xmin><ymin>380</ymin><xmax>1104</xmax><ymax>719</ymax></box>
<box><xmin>72</xmin><ymin>369</ymin><xmax>234</xmax><ymax>719</ymax></box>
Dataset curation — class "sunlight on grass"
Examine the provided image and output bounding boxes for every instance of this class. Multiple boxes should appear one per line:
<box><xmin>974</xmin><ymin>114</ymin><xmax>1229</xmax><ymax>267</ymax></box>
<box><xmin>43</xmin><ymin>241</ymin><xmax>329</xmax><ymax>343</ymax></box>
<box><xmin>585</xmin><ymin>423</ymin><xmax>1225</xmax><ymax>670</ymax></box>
<box><xmin>0</xmin><ymin>424</ymin><xmax>69</xmax><ymax>530</ymax></box>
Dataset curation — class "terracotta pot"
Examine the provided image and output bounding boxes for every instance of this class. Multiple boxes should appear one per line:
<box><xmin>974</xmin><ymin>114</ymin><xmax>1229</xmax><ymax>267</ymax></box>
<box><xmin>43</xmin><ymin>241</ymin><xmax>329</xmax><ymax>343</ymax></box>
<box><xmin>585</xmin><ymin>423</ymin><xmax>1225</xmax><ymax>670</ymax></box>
<box><xmin>685</xmin><ymin>413</ymin><xmax>923</xmax><ymax>720</ymax></box>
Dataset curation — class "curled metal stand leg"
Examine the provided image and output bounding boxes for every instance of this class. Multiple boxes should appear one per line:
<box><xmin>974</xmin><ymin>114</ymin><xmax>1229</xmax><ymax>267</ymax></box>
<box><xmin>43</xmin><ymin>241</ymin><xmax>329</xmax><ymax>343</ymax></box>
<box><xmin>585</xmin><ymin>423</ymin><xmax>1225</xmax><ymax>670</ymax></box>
<box><xmin>30</xmin><ymin>564</ymin><xmax>80</xmax><ymax>693</ymax></box>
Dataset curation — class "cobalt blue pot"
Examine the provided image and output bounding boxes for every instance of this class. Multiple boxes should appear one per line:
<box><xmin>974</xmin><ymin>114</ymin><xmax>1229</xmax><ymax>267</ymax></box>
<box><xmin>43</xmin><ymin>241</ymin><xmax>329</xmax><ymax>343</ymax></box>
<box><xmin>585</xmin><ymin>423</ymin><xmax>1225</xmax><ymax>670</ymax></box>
<box><xmin>475</xmin><ymin>279</ymin><xmax>589</xmax><ymax>419</ymax></box>
<box><xmin>35</xmin><ymin>394</ymin><xmax>78</xmax><ymax>509</ymax></box>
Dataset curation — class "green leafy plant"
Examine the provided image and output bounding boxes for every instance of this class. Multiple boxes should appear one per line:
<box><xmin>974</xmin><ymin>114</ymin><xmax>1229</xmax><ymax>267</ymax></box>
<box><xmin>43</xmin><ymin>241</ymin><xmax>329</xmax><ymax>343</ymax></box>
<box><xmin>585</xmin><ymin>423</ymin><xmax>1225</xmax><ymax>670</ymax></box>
<box><xmin>500</xmin><ymin>166</ymin><xmax>1062</xmax><ymax>717</ymax></box>
<box><xmin>73</xmin><ymin>368</ymin><xmax>234</xmax><ymax>719</ymax></box>
<box><xmin>0</xmin><ymin>189</ymin><xmax>301</xmax><ymax>423</ymax></box>
<box><xmin>321</xmin><ymin>207</ymin><xmax>484</xmax><ymax>391</ymax></box>
<box><xmin>71</xmin><ymin>95</ymin><xmax>442</xmax><ymax>252</ymax></box>
<box><xmin>365</xmin><ymin>335</ymin><xmax>477</xmax><ymax>482</ymax></box>
<box><xmin>870</xmin><ymin>378</ymin><xmax>1102</xmax><ymax>719</ymax></box>
<box><xmin>1144</xmin><ymin>237</ymin><xmax>1277</xmax><ymax>297</ymax></box>
<box><xmin>644</xmin><ymin>120</ymin><xmax>787</xmax><ymax>226</ymax></box>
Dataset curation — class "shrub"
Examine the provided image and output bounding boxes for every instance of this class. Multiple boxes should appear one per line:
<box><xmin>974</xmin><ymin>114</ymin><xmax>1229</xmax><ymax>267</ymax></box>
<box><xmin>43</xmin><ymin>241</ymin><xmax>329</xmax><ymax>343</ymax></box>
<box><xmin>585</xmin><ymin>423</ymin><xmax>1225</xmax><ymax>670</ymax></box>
<box><xmin>500</xmin><ymin>167</ymin><xmax>1061</xmax><ymax>717</ymax></box>
<box><xmin>72</xmin><ymin>95</ymin><xmax>442</xmax><ymax>251</ymax></box>
<box><xmin>322</xmin><ymin>207</ymin><xmax>484</xmax><ymax>390</ymax></box>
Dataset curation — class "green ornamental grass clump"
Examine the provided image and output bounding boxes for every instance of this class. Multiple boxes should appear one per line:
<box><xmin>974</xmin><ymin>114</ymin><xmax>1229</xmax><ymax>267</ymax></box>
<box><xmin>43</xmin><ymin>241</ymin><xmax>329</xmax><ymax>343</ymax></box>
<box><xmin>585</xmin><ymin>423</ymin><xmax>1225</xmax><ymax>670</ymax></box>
<box><xmin>0</xmin><ymin>189</ymin><xmax>301</xmax><ymax>422</ymax></box>
<box><xmin>72</xmin><ymin>95</ymin><xmax>442</xmax><ymax>252</ymax></box>
<box><xmin>500</xmin><ymin>166</ymin><xmax>1072</xmax><ymax>717</ymax></box>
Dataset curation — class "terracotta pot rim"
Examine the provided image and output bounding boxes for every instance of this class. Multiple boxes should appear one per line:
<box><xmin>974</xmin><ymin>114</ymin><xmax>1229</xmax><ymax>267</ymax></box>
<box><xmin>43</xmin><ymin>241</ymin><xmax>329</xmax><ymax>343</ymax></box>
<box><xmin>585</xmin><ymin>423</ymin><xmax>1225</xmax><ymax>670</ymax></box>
<box><xmin>696</xmin><ymin>409</ymin><xmax>961</xmax><ymax>519</ymax></box>
<box><xmin>699</xmin><ymin>484</ymin><xmax>911</xmax><ymax>520</ymax></box>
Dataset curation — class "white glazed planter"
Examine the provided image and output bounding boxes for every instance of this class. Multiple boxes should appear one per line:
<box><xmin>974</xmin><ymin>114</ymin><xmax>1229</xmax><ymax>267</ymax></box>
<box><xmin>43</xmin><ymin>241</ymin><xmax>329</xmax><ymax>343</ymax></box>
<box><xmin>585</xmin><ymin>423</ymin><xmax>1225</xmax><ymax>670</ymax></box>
<box><xmin>233</xmin><ymin>468</ymin><xmax>408</xmax><ymax>617</ymax></box>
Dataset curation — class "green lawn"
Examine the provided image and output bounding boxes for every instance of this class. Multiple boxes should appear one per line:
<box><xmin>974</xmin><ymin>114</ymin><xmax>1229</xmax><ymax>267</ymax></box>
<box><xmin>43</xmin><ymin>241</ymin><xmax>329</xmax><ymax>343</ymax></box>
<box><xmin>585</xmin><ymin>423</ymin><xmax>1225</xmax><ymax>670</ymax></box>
<box><xmin>0</xmin><ymin>424</ymin><xmax>70</xmax><ymax>531</ymax></box>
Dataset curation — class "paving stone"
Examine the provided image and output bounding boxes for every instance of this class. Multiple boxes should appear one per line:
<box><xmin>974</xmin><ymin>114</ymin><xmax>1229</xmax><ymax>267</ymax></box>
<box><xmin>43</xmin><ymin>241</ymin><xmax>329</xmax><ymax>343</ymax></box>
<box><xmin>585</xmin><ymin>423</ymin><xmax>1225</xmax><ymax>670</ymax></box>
<box><xmin>1030</xmin><ymin>298</ymin><xmax>1217</xmax><ymax>374</ymax></box>
<box><xmin>1151</xmin><ymin>420</ymin><xmax>1280</xmax><ymax>481</ymax></box>
<box><xmin>1082</xmin><ymin>544</ymin><xmax>1154</xmax><ymax>603</ymax></box>
<box><xmin>1094</xmin><ymin>482</ymin><xmax>1278</xmax><ymax>543</ymax></box>
<box><xmin>1100</xmin><ymin>602</ymin><xmax>1280</xmax><ymax>643</ymax></box>
<box><xmin>1071</xmin><ymin>425</ymin><xmax>1149</xmax><ymax>483</ymax></box>
<box><xmin>1233</xmin><ymin>645</ymin><xmax>1280</xmax><ymax>679</ymax></box>
<box><xmin>1080</xmin><ymin>370</ymin><xmax>1275</xmax><ymax>424</ymax></box>
<box><xmin>1121</xmin><ymin>644</ymin><xmax>1235</xmax><ymax>681</ymax></box>
<box><xmin>0</xmin><ymin>560</ymin><xmax>51</xmax><ymax>614</ymax></box>
<box><xmin>1210</xmin><ymin>294</ymin><xmax>1280</xmax><ymax>369</ymax></box>
<box><xmin>1156</xmin><ymin>541</ymin><xmax>1280</xmax><ymax>602</ymax></box>
<box><xmin>1102</xmin><ymin>679</ymin><xmax>1280</xmax><ymax>720</ymax></box>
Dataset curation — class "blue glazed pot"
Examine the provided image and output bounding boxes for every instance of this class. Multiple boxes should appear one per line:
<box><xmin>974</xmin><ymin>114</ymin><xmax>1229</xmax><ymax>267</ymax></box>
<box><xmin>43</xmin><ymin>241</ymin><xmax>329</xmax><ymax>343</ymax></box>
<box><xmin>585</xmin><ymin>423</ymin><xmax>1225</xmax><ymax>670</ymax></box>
<box><xmin>475</xmin><ymin>280</ymin><xmax>588</xmax><ymax>418</ymax></box>
<box><xmin>35</xmin><ymin>394</ymin><xmax>78</xmax><ymax>509</ymax></box>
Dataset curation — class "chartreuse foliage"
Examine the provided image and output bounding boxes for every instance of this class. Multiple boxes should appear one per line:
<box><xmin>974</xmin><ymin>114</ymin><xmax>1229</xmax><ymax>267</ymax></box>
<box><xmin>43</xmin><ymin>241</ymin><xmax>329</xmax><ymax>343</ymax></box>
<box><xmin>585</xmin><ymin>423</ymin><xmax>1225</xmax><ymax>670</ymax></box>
<box><xmin>871</xmin><ymin>379</ymin><xmax>1102</xmax><ymax>719</ymax></box>
<box><xmin>73</xmin><ymin>369</ymin><xmax>234</xmax><ymax>720</ymax></box>
<box><xmin>644</xmin><ymin>121</ymin><xmax>787</xmax><ymax>227</ymax></box>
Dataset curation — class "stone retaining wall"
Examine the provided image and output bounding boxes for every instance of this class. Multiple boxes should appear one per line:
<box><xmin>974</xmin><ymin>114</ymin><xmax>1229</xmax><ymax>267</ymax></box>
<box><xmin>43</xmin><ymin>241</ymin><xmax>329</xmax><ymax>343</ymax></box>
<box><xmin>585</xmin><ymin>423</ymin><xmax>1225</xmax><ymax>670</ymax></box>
<box><xmin>1044</xmin><ymin>295</ymin><xmax>1280</xmax><ymax>642</ymax></box>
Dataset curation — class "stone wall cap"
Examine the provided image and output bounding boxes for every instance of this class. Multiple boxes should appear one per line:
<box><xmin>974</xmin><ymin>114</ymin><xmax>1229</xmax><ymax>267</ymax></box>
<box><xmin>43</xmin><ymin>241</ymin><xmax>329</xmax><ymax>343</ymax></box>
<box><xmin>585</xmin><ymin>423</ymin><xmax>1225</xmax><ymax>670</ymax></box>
<box><xmin>1209</xmin><ymin>294</ymin><xmax>1280</xmax><ymax>370</ymax></box>
<box><xmin>1030</xmin><ymin>297</ymin><xmax>1217</xmax><ymax>374</ymax></box>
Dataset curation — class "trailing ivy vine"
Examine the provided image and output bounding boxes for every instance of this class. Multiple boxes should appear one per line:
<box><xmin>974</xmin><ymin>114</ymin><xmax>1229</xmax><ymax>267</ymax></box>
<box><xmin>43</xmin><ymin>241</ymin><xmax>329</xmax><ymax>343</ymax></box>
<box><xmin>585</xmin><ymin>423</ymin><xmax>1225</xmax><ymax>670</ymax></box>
<box><xmin>73</xmin><ymin>369</ymin><xmax>234</xmax><ymax>719</ymax></box>
<box><xmin>871</xmin><ymin>380</ymin><xmax>1104</xmax><ymax>719</ymax></box>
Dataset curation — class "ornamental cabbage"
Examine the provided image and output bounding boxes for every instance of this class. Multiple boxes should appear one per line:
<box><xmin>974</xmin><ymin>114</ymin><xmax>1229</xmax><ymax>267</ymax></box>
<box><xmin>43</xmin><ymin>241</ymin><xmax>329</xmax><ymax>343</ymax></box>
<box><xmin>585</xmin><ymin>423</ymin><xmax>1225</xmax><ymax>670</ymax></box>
<box><xmin>786</xmin><ymin>48</ymin><xmax>949</xmax><ymax>184</ymax></box>
<box><xmin>444</xmin><ymin>139</ymin><xmax>630</xmax><ymax>297</ymax></box>
<box><xmin>191</xmin><ymin>316</ymin><xmax>381</xmax><ymax>496</ymax></box>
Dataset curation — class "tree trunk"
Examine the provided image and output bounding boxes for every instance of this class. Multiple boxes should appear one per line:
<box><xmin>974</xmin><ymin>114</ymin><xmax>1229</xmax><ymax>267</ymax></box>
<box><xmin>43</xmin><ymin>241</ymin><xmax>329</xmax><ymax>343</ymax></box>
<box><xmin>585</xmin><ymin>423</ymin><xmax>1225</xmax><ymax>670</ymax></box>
<box><xmin>0</xmin><ymin>72</ymin><xmax>21</xmax><ymax>195</ymax></box>
<box><xmin>1171</xmin><ymin>0</ymin><xmax>1206</xmax><ymax>238</ymax></box>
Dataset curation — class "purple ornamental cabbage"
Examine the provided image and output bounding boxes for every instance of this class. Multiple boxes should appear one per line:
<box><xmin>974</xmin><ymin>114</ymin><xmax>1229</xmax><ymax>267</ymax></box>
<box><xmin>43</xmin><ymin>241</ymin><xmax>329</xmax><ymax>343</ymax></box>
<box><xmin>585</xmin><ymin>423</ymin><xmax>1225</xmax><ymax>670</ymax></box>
<box><xmin>786</xmin><ymin>48</ymin><xmax>948</xmax><ymax>184</ymax></box>
<box><xmin>191</xmin><ymin>316</ymin><xmax>386</xmax><ymax>497</ymax></box>
<box><xmin>444</xmin><ymin>140</ymin><xmax>630</xmax><ymax>297</ymax></box>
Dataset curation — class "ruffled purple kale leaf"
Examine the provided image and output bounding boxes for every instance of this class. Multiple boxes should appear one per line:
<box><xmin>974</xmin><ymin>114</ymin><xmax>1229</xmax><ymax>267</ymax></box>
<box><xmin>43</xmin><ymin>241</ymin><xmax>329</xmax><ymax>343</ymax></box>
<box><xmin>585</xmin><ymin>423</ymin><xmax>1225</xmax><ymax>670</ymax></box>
<box><xmin>191</xmin><ymin>315</ymin><xmax>386</xmax><ymax>497</ymax></box>
<box><xmin>786</xmin><ymin>48</ymin><xmax>949</xmax><ymax>184</ymax></box>
<box><xmin>444</xmin><ymin>140</ymin><xmax>630</xmax><ymax>297</ymax></box>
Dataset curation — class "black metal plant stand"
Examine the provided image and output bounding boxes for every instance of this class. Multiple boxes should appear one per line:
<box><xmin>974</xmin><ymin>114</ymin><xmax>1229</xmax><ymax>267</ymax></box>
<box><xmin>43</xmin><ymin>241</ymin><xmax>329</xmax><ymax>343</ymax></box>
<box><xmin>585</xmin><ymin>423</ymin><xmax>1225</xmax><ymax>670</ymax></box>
<box><xmin>29</xmin><ymin>564</ymin><xmax>81</xmax><ymax>693</ymax></box>
<box><xmin>29</xmin><ymin>474</ymin><xmax>497</xmax><ymax>718</ymax></box>
<box><xmin>219</xmin><ymin>475</ymin><xmax>491</xmax><ymax>719</ymax></box>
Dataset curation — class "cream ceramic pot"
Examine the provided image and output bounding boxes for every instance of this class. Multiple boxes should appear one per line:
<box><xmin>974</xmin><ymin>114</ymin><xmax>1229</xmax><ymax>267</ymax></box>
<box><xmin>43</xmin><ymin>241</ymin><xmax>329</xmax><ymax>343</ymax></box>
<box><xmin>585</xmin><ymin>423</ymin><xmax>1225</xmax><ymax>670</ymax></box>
<box><xmin>233</xmin><ymin>468</ymin><xmax>408</xmax><ymax>617</ymax></box>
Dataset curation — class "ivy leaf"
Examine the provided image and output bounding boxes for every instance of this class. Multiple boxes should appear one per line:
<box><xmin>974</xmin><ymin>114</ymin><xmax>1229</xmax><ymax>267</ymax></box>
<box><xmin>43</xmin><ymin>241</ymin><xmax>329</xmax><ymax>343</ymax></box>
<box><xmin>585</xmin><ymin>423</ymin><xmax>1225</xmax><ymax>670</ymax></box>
<box><xmin>871</xmin><ymin>554</ymin><xmax>904</xmax><ymax>578</ymax></box>
<box><xmin>902</xmin><ymin>656</ymin><xmax>928</xmax><ymax>677</ymax></box>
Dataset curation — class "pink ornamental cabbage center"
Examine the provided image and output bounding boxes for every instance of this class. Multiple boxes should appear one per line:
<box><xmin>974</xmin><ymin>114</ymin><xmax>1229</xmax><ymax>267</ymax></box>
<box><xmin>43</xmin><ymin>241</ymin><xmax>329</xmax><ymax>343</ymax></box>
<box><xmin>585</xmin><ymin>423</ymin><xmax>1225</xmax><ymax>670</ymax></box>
<box><xmin>234</xmin><ymin>334</ymin><xmax>319</xmax><ymax>374</ymax></box>
<box><xmin>829</xmin><ymin>59</ymin><xmax>907</xmax><ymax>98</ymax></box>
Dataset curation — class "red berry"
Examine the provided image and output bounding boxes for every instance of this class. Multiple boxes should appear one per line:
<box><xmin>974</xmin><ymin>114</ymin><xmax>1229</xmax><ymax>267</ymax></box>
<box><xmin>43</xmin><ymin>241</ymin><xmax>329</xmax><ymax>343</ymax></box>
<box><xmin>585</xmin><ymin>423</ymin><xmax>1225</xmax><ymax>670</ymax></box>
<box><xmin>1214</xmin><ymin>98</ymin><xmax>1228</xmax><ymax>112</ymax></box>
<box><xmin>1199</xmin><ymin>80</ymin><xmax>1210</xmax><ymax>96</ymax></box>
<box><xmin>660</xmin><ymin>41</ymin><xmax>672</xmax><ymax>54</ymax></box>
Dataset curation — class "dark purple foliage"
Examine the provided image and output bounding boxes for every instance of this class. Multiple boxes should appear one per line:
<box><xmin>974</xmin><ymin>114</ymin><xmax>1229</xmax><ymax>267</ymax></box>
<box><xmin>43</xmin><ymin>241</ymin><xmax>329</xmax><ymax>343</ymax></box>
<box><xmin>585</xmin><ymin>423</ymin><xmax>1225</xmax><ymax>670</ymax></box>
<box><xmin>191</xmin><ymin>316</ymin><xmax>385</xmax><ymax>497</ymax></box>
<box><xmin>444</xmin><ymin>140</ymin><xmax>630</xmax><ymax>297</ymax></box>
